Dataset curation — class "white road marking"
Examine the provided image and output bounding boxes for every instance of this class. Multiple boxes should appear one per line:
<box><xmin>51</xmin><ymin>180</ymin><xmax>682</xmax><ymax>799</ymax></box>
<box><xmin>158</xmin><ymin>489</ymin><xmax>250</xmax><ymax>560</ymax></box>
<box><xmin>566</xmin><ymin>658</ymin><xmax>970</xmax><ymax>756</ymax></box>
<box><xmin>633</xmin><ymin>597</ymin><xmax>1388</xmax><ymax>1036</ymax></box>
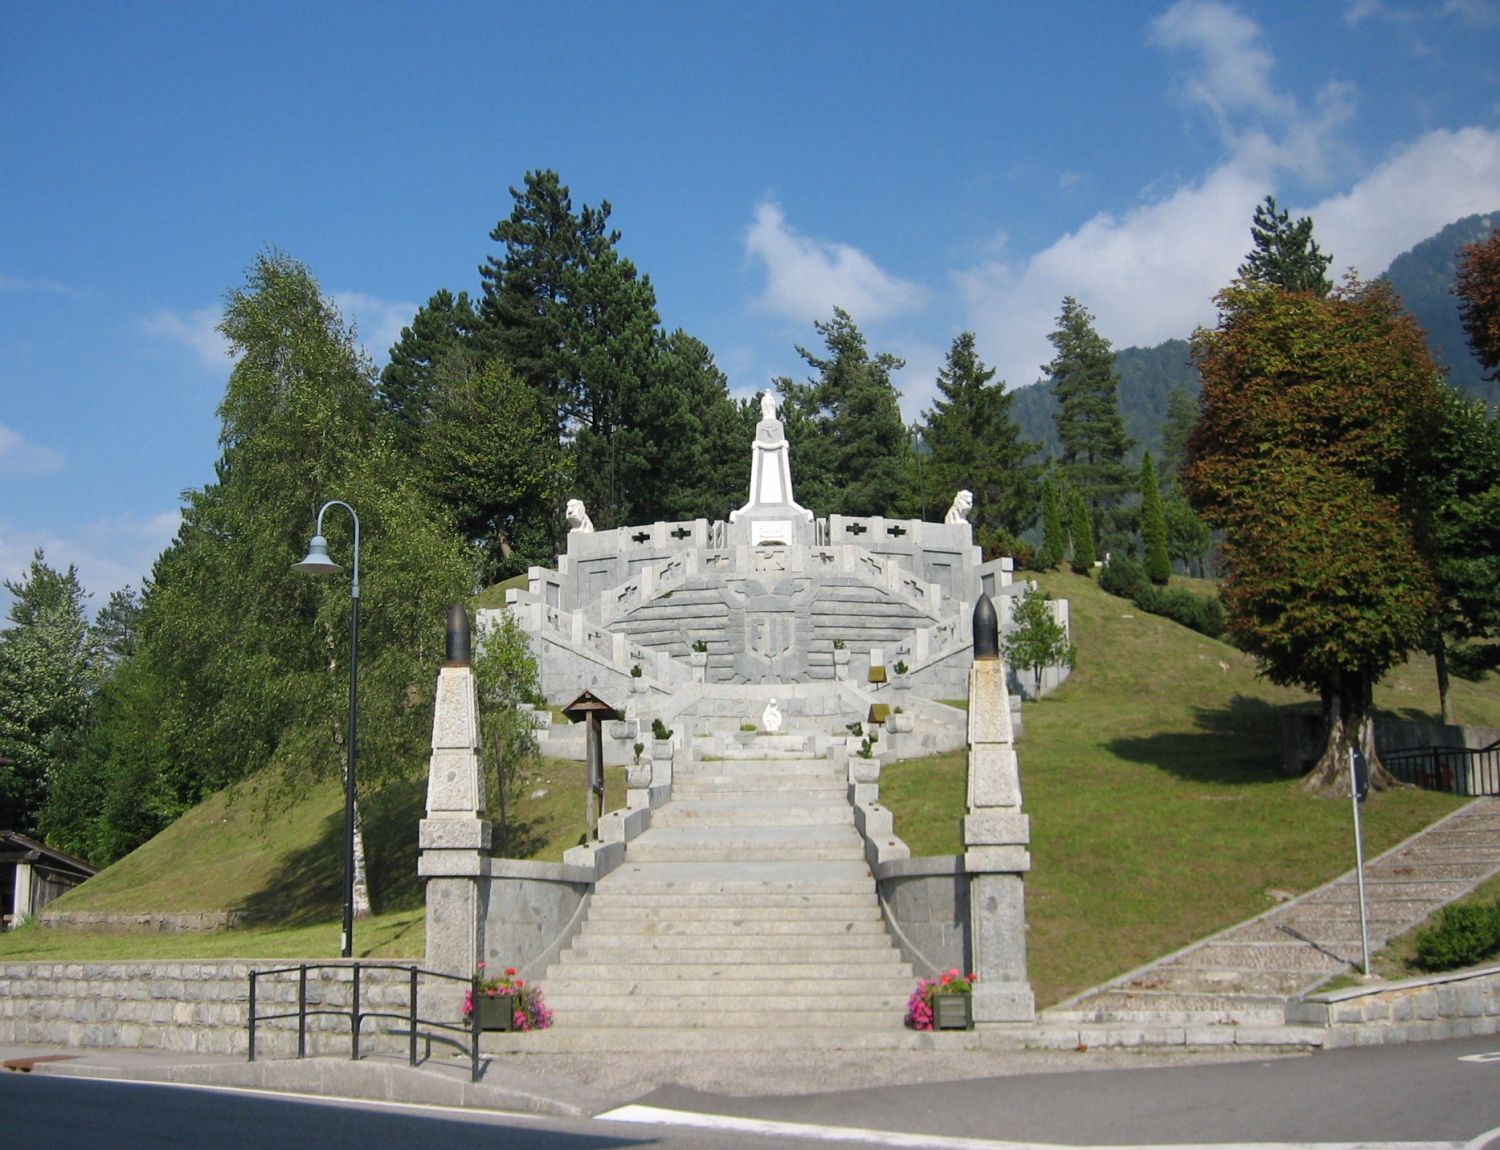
<box><xmin>597</xmin><ymin>1103</ymin><xmax>1467</xmax><ymax>1150</ymax></box>
<box><xmin>1457</xmin><ymin>1053</ymin><xmax>1500</xmax><ymax>1064</ymax></box>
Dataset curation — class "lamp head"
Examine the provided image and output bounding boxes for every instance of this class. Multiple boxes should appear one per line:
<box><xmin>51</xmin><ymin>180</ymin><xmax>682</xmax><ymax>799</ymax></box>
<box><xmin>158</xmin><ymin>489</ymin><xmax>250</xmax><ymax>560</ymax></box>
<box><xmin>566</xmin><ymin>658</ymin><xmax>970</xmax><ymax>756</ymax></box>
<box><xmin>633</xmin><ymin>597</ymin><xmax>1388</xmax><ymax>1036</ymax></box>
<box><xmin>293</xmin><ymin>534</ymin><xmax>341</xmax><ymax>575</ymax></box>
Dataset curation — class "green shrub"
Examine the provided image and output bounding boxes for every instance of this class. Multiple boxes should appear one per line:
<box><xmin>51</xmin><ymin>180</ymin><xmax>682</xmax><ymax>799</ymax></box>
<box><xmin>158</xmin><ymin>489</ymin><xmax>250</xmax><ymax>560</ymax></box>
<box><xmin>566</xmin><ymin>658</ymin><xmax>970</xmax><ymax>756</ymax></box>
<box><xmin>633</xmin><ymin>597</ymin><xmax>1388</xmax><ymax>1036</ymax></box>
<box><xmin>1412</xmin><ymin>899</ymin><xmax>1500</xmax><ymax>971</ymax></box>
<box><xmin>1098</xmin><ymin>556</ymin><xmax>1224</xmax><ymax>639</ymax></box>
<box><xmin>1099</xmin><ymin>554</ymin><xmax>1147</xmax><ymax>599</ymax></box>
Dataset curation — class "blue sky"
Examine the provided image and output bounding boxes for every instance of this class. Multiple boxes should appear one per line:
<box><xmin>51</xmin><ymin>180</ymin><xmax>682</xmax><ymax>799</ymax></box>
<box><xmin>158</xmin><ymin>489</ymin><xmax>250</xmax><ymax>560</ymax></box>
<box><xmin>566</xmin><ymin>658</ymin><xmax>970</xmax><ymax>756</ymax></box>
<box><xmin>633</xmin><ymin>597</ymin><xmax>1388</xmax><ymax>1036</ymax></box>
<box><xmin>3</xmin><ymin>0</ymin><xmax>1499</xmax><ymax>615</ymax></box>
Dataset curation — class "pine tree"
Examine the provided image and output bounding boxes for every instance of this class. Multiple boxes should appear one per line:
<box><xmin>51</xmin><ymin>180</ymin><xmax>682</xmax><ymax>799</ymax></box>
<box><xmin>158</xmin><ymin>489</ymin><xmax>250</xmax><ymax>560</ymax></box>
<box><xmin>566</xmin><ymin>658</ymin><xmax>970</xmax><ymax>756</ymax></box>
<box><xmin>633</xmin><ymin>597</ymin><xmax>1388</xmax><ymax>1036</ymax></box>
<box><xmin>377</xmin><ymin>289</ymin><xmax>477</xmax><ymax>456</ymax></box>
<box><xmin>922</xmin><ymin>332</ymin><xmax>1038</xmax><ymax>548</ymax></box>
<box><xmin>777</xmin><ymin>308</ymin><xmax>909</xmax><ymax>517</ymax></box>
<box><xmin>1045</xmin><ymin>297</ymin><xmax>1133</xmax><ymax>550</ymax></box>
<box><xmin>1238</xmin><ymin>195</ymin><xmax>1333</xmax><ymax>296</ymax></box>
<box><xmin>1140</xmin><ymin>452</ymin><xmax>1171</xmax><ymax>585</ymax></box>
<box><xmin>1037</xmin><ymin>475</ymin><xmax>1066</xmax><ymax>570</ymax></box>
<box><xmin>1067</xmin><ymin>488</ymin><xmax>1096</xmax><ymax>574</ymax></box>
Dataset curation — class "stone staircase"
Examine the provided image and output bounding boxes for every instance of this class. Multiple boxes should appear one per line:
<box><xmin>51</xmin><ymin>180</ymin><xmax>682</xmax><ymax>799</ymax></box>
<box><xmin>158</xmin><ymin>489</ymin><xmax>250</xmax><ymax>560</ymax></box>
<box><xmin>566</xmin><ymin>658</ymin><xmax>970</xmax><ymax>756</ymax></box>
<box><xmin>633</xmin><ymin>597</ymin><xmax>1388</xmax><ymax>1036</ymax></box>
<box><xmin>1041</xmin><ymin>798</ymin><xmax>1500</xmax><ymax>1048</ymax></box>
<box><xmin>493</xmin><ymin>735</ymin><xmax>923</xmax><ymax>1051</ymax></box>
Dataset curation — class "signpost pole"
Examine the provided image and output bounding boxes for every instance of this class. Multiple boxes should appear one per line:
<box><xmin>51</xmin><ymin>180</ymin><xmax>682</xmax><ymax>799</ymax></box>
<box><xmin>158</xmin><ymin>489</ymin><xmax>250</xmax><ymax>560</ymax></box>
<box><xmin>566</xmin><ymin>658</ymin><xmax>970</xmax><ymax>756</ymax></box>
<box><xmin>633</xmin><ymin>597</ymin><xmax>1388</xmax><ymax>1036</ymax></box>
<box><xmin>1350</xmin><ymin>746</ymin><xmax>1372</xmax><ymax>976</ymax></box>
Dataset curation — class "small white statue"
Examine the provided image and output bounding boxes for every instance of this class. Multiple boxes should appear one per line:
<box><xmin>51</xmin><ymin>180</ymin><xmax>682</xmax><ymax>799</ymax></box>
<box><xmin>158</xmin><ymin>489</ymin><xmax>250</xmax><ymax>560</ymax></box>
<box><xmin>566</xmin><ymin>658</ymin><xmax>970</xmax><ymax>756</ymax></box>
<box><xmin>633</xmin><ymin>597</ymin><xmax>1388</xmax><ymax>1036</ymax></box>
<box><xmin>760</xmin><ymin>390</ymin><xmax>779</xmax><ymax>422</ymax></box>
<box><xmin>565</xmin><ymin>498</ymin><xmax>594</xmax><ymax>534</ymax></box>
<box><xmin>944</xmin><ymin>489</ymin><xmax>974</xmax><ymax>525</ymax></box>
<box><xmin>762</xmin><ymin>698</ymin><xmax>783</xmax><ymax>733</ymax></box>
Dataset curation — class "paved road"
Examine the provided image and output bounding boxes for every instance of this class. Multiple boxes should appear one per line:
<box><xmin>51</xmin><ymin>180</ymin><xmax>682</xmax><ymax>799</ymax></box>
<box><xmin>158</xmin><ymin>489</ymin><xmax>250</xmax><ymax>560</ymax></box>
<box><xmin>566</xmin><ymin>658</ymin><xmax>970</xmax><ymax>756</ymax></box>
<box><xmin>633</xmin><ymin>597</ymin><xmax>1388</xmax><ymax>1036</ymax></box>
<box><xmin>6</xmin><ymin>1036</ymin><xmax>1498</xmax><ymax>1149</ymax></box>
<box><xmin>608</xmin><ymin>1034</ymin><xmax>1500</xmax><ymax>1147</ymax></box>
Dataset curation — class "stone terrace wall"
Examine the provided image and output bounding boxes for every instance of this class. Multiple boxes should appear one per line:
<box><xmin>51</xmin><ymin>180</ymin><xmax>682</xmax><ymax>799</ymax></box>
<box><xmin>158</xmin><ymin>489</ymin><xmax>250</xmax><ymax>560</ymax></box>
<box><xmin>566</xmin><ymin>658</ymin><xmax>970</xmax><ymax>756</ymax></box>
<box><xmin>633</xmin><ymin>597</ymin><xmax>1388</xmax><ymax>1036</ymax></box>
<box><xmin>0</xmin><ymin>961</ymin><xmax>459</xmax><ymax>1059</ymax></box>
<box><xmin>1288</xmin><ymin>965</ymin><xmax>1500</xmax><ymax>1046</ymax></box>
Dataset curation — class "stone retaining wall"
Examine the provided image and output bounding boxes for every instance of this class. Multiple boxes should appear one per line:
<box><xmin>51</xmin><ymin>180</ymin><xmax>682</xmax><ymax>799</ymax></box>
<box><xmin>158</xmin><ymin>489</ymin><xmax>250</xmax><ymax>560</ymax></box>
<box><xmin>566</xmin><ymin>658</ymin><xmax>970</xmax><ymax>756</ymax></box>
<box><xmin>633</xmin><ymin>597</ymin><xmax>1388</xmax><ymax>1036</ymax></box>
<box><xmin>0</xmin><ymin>961</ymin><xmax>463</xmax><ymax>1059</ymax></box>
<box><xmin>1287</xmin><ymin>965</ymin><xmax>1500</xmax><ymax>1046</ymax></box>
<box><xmin>37</xmin><ymin>910</ymin><xmax>251</xmax><ymax>933</ymax></box>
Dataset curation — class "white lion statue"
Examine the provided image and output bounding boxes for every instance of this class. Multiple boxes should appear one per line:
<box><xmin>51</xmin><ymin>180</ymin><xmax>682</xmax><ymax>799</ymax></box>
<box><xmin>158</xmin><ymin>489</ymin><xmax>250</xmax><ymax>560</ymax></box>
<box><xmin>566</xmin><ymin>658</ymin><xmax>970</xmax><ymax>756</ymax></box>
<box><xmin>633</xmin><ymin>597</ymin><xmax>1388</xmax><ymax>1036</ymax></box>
<box><xmin>944</xmin><ymin>489</ymin><xmax>974</xmax><ymax>525</ymax></box>
<box><xmin>565</xmin><ymin>498</ymin><xmax>594</xmax><ymax>534</ymax></box>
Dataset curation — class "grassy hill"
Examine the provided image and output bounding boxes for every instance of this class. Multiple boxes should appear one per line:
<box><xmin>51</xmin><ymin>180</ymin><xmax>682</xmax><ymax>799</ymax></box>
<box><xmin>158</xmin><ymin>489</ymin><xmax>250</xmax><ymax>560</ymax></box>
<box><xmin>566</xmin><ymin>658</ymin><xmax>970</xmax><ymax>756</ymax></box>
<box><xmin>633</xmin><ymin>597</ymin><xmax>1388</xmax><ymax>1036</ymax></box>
<box><xmin>6</xmin><ymin>569</ymin><xmax>1491</xmax><ymax>1006</ymax></box>
<box><xmin>882</xmin><ymin>570</ymin><xmax>1482</xmax><ymax>1006</ymax></box>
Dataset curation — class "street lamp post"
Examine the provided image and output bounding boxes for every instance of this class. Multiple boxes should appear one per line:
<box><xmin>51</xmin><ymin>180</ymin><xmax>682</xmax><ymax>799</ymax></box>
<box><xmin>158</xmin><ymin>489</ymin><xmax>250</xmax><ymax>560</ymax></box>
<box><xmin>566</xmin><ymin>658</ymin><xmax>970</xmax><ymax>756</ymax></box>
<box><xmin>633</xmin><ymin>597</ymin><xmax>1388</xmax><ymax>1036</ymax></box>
<box><xmin>293</xmin><ymin>500</ymin><xmax>360</xmax><ymax>960</ymax></box>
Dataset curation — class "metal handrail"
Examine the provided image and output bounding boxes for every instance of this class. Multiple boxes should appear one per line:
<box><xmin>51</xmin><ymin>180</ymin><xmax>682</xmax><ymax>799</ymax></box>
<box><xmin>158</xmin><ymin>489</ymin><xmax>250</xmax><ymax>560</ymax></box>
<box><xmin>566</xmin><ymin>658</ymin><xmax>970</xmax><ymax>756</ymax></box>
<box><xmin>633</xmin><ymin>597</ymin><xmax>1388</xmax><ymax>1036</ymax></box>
<box><xmin>1382</xmin><ymin>738</ymin><xmax>1500</xmax><ymax>797</ymax></box>
<box><xmin>247</xmin><ymin>962</ymin><xmax>482</xmax><ymax>1082</ymax></box>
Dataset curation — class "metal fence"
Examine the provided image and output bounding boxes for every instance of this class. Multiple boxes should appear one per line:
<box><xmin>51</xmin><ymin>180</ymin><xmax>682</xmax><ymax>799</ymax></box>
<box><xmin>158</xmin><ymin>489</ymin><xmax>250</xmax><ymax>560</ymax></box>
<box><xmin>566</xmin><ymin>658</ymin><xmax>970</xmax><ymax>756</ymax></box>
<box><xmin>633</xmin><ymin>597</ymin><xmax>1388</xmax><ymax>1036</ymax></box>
<box><xmin>1382</xmin><ymin>739</ymin><xmax>1500</xmax><ymax>797</ymax></box>
<box><xmin>247</xmin><ymin>962</ymin><xmax>481</xmax><ymax>1081</ymax></box>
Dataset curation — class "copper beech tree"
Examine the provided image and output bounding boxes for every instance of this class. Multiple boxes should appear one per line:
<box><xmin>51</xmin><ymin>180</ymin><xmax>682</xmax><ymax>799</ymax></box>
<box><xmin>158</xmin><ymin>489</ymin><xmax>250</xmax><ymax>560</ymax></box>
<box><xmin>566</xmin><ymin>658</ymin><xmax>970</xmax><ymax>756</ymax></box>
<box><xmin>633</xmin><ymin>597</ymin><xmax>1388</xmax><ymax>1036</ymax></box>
<box><xmin>1183</xmin><ymin>280</ymin><xmax>1444</xmax><ymax>795</ymax></box>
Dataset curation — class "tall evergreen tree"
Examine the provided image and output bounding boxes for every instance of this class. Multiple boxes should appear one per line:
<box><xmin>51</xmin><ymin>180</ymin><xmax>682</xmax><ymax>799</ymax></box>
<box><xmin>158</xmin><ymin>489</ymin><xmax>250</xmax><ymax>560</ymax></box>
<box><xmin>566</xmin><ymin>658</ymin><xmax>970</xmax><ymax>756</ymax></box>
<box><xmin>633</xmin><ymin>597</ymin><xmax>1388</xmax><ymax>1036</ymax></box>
<box><xmin>1067</xmin><ymin>488</ymin><xmax>1096</xmax><ymax>574</ymax></box>
<box><xmin>776</xmin><ymin>308</ymin><xmax>909</xmax><ymax>517</ymax></box>
<box><xmin>378</xmin><ymin>289</ymin><xmax>478</xmax><ymax>456</ymax></box>
<box><xmin>1037</xmin><ymin>474</ymin><xmax>1066</xmax><ymax>570</ymax></box>
<box><xmin>1238</xmin><ymin>194</ymin><xmax>1333</xmax><ymax>296</ymax></box>
<box><xmin>476</xmin><ymin>170</ymin><xmax>615</xmax><ymax>442</ymax></box>
<box><xmin>922</xmin><ymin>332</ymin><xmax>1038</xmax><ymax>549</ymax></box>
<box><xmin>1139</xmin><ymin>452</ymin><xmax>1171</xmax><ymax>585</ymax></box>
<box><xmin>1045</xmin><ymin>297</ymin><xmax>1133</xmax><ymax>549</ymax></box>
<box><xmin>0</xmin><ymin>552</ymin><xmax>93</xmax><ymax>835</ymax></box>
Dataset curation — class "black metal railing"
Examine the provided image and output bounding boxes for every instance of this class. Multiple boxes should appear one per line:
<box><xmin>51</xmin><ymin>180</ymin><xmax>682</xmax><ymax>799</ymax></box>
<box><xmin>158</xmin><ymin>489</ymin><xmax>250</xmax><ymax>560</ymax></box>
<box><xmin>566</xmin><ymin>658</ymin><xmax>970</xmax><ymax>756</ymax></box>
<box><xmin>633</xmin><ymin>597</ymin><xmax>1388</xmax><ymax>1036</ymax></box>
<box><xmin>1382</xmin><ymin>739</ymin><xmax>1500</xmax><ymax>797</ymax></box>
<box><xmin>247</xmin><ymin>963</ymin><xmax>482</xmax><ymax>1081</ymax></box>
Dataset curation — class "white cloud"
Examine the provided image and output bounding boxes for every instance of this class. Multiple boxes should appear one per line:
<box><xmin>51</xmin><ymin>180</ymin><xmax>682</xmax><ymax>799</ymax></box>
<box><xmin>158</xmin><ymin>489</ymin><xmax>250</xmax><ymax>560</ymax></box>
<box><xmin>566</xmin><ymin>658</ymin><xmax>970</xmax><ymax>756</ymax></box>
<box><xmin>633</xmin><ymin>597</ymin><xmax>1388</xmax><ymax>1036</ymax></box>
<box><xmin>1150</xmin><ymin>0</ymin><xmax>1292</xmax><ymax>122</ymax></box>
<box><xmin>957</xmin><ymin>162</ymin><xmax>1266</xmax><ymax>389</ymax></box>
<box><xmin>1311</xmin><ymin>127</ymin><xmax>1500</xmax><ymax>278</ymax></box>
<box><xmin>332</xmin><ymin>292</ymin><xmax>419</xmax><ymax>367</ymax></box>
<box><xmin>0</xmin><ymin>273</ymin><xmax>73</xmax><ymax>295</ymax></box>
<box><xmin>1150</xmin><ymin>0</ymin><xmax>1357</xmax><ymax>183</ymax></box>
<box><xmin>744</xmin><ymin>201</ymin><xmax>927</xmax><ymax>326</ymax></box>
<box><xmin>0</xmin><ymin>423</ymin><xmax>65</xmax><ymax>475</ymax></box>
<box><xmin>0</xmin><ymin>511</ymin><xmax>180</xmax><ymax>620</ymax></box>
<box><xmin>143</xmin><ymin>306</ymin><xmax>234</xmax><ymax>371</ymax></box>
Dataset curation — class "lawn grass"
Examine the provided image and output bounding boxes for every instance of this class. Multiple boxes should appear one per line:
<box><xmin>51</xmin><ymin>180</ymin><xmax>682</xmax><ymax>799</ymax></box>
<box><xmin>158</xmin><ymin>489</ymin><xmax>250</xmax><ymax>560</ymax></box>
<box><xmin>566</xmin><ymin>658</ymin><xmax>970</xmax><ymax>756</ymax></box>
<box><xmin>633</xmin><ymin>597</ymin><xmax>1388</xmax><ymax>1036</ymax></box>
<box><xmin>1</xmin><ymin>753</ymin><xmax>621</xmax><ymax>962</ymax></box>
<box><xmin>881</xmin><ymin>569</ymin><xmax>1476</xmax><ymax>1007</ymax></box>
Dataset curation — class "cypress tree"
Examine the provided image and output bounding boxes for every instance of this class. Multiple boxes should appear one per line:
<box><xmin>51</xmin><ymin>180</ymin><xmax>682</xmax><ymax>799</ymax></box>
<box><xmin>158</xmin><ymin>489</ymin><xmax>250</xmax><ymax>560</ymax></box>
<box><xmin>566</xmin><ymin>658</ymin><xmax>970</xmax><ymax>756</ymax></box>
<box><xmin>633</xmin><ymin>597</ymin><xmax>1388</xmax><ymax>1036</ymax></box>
<box><xmin>1141</xmin><ymin>452</ymin><xmax>1171</xmax><ymax>585</ymax></box>
<box><xmin>1067</xmin><ymin>489</ymin><xmax>1096</xmax><ymax>574</ymax></box>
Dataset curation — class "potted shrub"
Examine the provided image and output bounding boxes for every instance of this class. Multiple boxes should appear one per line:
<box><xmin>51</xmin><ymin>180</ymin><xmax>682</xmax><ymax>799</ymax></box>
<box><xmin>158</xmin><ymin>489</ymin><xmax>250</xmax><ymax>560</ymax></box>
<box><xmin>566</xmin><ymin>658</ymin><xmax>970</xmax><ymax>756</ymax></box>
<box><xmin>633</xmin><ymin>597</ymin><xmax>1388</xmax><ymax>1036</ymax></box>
<box><xmin>905</xmin><ymin>969</ymin><xmax>977</xmax><ymax>1031</ymax></box>
<box><xmin>465</xmin><ymin>963</ymin><xmax>552</xmax><ymax>1032</ymax></box>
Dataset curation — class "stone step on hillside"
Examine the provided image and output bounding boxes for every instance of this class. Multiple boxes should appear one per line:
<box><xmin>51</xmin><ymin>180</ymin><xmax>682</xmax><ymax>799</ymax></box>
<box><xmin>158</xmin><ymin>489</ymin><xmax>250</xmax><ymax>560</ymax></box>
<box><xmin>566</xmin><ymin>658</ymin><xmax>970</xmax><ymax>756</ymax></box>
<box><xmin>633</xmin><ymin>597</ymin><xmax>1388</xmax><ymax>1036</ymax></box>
<box><xmin>537</xmin><ymin>779</ymin><xmax>915</xmax><ymax>1041</ymax></box>
<box><xmin>583</xmin><ymin>902</ymin><xmax>884</xmax><ymax>923</ymax></box>
<box><xmin>1043</xmin><ymin>997</ymin><xmax>1289</xmax><ymax>1027</ymax></box>
<box><xmin>670</xmin><ymin>782</ymin><xmax>849</xmax><ymax>801</ymax></box>
<box><xmin>676</xmin><ymin>757</ymin><xmax>842</xmax><ymax>778</ymax></box>
<box><xmin>484</xmin><ymin>1027</ymin><xmax>944</xmax><ymax>1053</ymax></box>
<box><xmin>622</xmin><ymin>826</ymin><xmax>866</xmax><ymax>863</ymax></box>
<box><xmin>650</xmin><ymin>798</ymin><xmax>853</xmax><ymax>828</ymax></box>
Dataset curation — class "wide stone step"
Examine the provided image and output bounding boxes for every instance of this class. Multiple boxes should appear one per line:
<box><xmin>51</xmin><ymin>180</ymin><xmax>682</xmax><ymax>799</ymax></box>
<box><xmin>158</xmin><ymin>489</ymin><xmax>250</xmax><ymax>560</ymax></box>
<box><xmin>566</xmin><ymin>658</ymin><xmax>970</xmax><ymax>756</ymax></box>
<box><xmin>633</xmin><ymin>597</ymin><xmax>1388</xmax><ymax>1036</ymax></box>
<box><xmin>541</xmin><ymin>975</ymin><xmax>912</xmax><ymax>997</ymax></box>
<box><xmin>566</xmin><ymin>930</ymin><xmax>898</xmax><ymax>952</ymax></box>
<box><xmin>482</xmin><ymin>1027</ymin><xmax>940</xmax><ymax>1053</ymax></box>
<box><xmin>675</xmin><ymin>779</ymin><xmax>852</xmax><ymax>797</ymax></box>
<box><xmin>584</xmin><ymin>903</ymin><xmax>884</xmax><ymax>923</ymax></box>
<box><xmin>652</xmin><ymin>801</ymin><xmax>852</xmax><ymax>828</ymax></box>
<box><xmin>676</xmin><ymin>762</ymin><xmax>842</xmax><ymax>780</ymax></box>
<box><xmin>1044</xmin><ymin>1000</ymin><xmax>1287</xmax><ymax>1027</ymax></box>
<box><xmin>1114</xmin><ymin>966</ymin><xmax>1322</xmax><ymax>997</ymax></box>
<box><xmin>559</xmin><ymin>942</ymin><xmax>905</xmax><ymax>965</ymax></box>
<box><xmin>543</xmin><ymin>992</ymin><xmax>910</xmax><ymax>1014</ymax></box>
<box><xmin>576</xmin><ymin>917</ymin><xmax>891</xmax><ymax>938</ymax></box>
<box><xmin>625</xmin><ymin>843</ymin><xmax>865</xmax><ymax>863</ymax></box>
<box><xmin>545</xmin><ymin>1007</ymin><xmax>902</xmax><ymax>1030</ymax></box>
<box><xmin>551</xmin><ymin>960</ymin><xmax>913</xmax><ymax>981</ymax></box>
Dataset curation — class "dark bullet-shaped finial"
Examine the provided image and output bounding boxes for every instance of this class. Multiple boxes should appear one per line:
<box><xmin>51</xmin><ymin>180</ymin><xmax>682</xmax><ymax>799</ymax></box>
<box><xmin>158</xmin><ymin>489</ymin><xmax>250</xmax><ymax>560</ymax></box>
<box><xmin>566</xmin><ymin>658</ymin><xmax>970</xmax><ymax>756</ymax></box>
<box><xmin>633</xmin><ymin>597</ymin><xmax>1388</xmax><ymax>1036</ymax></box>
<box><xmin>973</xmin><ymin>593</ymin><xmax>999</xmax><ymax>661</ymax></box>
<box><xmin>445</xmin><ymin>603</ymin><xmax>472</xmax><ymax>667</ymax></box>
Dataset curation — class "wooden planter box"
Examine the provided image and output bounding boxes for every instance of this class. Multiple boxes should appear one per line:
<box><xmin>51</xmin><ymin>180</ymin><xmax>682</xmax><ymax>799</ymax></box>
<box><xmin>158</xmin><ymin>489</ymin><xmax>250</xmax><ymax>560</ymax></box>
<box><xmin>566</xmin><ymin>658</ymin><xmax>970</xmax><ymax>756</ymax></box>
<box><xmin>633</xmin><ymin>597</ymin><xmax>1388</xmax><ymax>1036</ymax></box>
<box><xmin>932</xmin><ymin>993</ymin><xmax>973</xmax><ymax>1030</ymax></box>
<box><xmin>475</xmin><ymin>993</ymin><xmax>515</xmax><ymax>1032</ymax></box>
